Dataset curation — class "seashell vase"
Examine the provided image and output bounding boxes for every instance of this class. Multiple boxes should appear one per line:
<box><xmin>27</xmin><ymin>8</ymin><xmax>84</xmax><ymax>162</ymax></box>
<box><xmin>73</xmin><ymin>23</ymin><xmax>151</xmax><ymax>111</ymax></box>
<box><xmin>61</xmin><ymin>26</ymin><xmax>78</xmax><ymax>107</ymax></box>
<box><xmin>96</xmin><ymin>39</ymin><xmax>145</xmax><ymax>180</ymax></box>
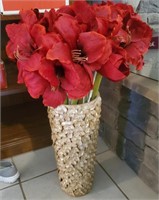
<box><xmin>47</xmin><ymin>95</ymin><xmax>102</xmax><ymax>197</ymax></box>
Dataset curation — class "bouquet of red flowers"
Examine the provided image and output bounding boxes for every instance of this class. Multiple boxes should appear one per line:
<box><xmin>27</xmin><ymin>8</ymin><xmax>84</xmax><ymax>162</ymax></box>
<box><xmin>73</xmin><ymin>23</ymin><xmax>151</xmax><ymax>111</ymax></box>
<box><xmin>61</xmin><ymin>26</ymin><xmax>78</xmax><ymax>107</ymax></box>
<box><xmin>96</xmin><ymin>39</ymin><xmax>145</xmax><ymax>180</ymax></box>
<box><xmin>6</xmin><ymin>0</ymin><xmax>152</xmax><ymax>108</ymax></box>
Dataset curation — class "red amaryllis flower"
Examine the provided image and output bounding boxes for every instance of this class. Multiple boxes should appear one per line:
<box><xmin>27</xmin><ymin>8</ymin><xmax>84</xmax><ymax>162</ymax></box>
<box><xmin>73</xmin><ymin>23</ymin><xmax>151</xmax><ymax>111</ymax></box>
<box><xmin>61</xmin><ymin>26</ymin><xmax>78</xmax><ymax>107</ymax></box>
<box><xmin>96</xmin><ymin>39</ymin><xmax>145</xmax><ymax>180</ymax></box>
<box><xmin>16</xmin><ymin>54</ymin><xmax>67</xmax><ymax>108</ymax></box>
<box><xmin>112</xmin><ymin>2</ymin><xmax>135</xmax><ymax>19</ymax></box>
<box><xmin>54</xmin><ymin>15</ymin><xmax>112</xmax><ymax>71</ymax></box>
<box><xmin>30</xmin><ymin>23</ymin><xmax>62</xmax><ymax>55</ymax></box>
<box><xmin>98</xmin><ymin>53</ymin><xmax>129</xmax><ymax>82</ymax></box>
<box><xmin>46</xmin><ymin>42</ymin><xmax>93</xmax><ymax>99</ymax></box>
<box><xmin>6</xmin><ymin>23</ymin><xmax>36</xmax><ymax>60</ymax></box>
<box><xmin>5</xmin><ymin>10</ymin><xmax>43</xmax><ymax>61</ymax></box>
<box><xmin>126</xmin><ymin>18</ymin><xmax>152</xmax><ymax>53</ymax></box>
<box><xmin>38</xmin><ymin>9</ymin><xmax>57</xmax><ymax>32</ymax></box>
<box><xmin>92</xmin><ymin>2</ymin><xmax>123</xmax><ymax>37</ymax></box>
<box><xmin>98</xmin><ymin>42</ymin><xmax>129</xmax><ymax>82</ymax></box>
<box><xmin>43</xmin><ymin>86</ymin><xmax>66</xmax><ymax>108</ymax></box>
<box><xmin>17</xmin><ymin>59</ymin><xmax>48</xmax><ymax>98</ymax></box>
<box><xmin>54</xmin><ymin>14</ymin><xmax>81</xmax><ymax>49</ymax></box>
<box><xmin>5</xmin><ymin>0</ymin><xmax>152</xmax><ymax>108</ymax></box>
<box><xmin>17</xmin><ymin>53</ymin><xmax>68</xmax><ymax>107</ymax></box>
<box><xmin>56</xmin><ymin>5</ymin><xmax>75</xmax><ymax>16</ymax></box>
<box><xmin>19</xmin><ymin>9</ymin><xmax>39</xmax><ymax>27</ymax></box>
<box><xmin>71</xmin><ymin>0</ymin><xmax>96</xmax><ymax>31</ymax></box>
<box><xmin>114</xmin><ymin>18</ymin><xmax>152</xmax><ymax>70</ymax></box>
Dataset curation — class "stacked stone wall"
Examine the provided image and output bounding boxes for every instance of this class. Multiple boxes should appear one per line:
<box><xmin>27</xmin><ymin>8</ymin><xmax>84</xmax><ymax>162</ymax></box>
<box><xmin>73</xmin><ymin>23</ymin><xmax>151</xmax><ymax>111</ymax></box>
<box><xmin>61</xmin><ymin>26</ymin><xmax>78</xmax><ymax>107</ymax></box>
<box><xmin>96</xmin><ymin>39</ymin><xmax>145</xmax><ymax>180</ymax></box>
<box><xmin>99</xmin><ymin>78</ymin><xmax>159</xmax><ymax>193</ymax></box>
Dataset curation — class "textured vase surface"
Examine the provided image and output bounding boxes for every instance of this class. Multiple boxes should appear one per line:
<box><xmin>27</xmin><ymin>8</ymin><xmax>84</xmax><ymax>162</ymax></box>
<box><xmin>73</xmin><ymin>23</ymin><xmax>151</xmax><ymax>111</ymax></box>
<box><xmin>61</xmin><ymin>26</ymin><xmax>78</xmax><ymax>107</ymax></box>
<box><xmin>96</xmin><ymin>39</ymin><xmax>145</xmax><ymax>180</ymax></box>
<box><xmin>47</xmin><ymin>96</ymin><xmax>102</xmax><ymax>197</ymax></box>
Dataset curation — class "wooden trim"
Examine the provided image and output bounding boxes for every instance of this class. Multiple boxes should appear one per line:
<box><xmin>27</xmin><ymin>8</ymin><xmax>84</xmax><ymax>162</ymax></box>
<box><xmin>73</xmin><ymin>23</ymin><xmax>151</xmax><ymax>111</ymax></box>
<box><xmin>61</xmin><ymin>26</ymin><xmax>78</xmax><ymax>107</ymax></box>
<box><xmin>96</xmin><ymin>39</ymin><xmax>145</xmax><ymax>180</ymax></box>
<box><xmin>1</xmin><ymin>100</ymin><xmax>52</xmax><ymax>159</ymax></box>
<box><xmin>1</xmin><ymin>14</ymin><xmax>20</xmax><ymax>21</ymax></box>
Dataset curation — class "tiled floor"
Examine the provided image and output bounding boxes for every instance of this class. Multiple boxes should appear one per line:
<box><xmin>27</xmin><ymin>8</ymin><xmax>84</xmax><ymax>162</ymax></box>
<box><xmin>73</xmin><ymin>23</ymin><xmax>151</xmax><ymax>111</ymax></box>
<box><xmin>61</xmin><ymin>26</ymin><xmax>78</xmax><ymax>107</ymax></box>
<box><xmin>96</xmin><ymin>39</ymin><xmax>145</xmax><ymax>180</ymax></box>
<box><xmin>0</xmin><ymin>137</ymin><xmax>158</xmax><ymax>200</ymax></box>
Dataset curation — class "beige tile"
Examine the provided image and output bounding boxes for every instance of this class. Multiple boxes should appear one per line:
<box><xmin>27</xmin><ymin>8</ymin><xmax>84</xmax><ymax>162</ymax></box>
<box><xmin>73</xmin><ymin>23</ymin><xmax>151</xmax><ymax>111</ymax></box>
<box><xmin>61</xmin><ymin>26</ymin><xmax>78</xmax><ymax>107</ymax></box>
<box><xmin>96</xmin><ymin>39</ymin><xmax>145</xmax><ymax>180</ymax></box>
<box><xmin>97</xmin><ymin>150</ymin><xmax>158</xmax><ymax>200</ymax></box>
<box><xmin>96</xmin><ymin>136</ymin><xmax>109</xmax><ymax>155</ymax></box>
<box><xmin>12</xmin><ymin>146</ymin><xmax>57</xmax><ymax>182</ymax></box>
<box><xmin>0</xmin><ymin>184</ymin><xmax>24</xmax><ymax>200</ymax></box>
<box><xmin>22</xmin><ymin>165</ymin><xmax>126</xmax><ymax>200</ymax></box>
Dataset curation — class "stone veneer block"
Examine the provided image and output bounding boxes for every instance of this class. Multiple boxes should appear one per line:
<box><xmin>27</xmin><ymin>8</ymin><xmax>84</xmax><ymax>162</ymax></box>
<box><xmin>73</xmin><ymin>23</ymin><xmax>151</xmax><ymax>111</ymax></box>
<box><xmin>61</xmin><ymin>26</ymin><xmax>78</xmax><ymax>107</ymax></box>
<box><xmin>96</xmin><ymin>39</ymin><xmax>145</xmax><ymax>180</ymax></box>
<box><xmin>124</xmin><ymin>140</ymin><xmax>144</xmax><ymax>174</ymax></box>
<box><xmin>149</xmin><ymin>102</ymin><xmax>159</xmax><ymax>119</ymax></box>
<box><xmin>145</xmin><ymin>136</ymin><xmax>159</xmax><ymax>152</ymax></box>
<box><xmin>104</xmin><ymin>123</ymin><xmax>119</xmax><ymax>151</ymax></box>
<box><xmin>101</xmin><ymin>103</ymin><xmax>119</xmax><ymax>129</ymax></box>
<box><xmin>123</xmin><ymin>73</ymin><xmax>158</xmax><ymax>104</ymax></box>
<box><xmin>139</xmin><ymin>13</ymin><xmax>148</xmax><ymax>22</ymax></box>
<box><xmin>147</xmin><ymin>13</ymin><xmax>159</xmax><ymax>24</ymax></box>
<box><xmin>99</xmin><ymin>119</ymin><xmax>119</xmax><ymax>151</ymax></box>
<box><xmin>145</xmin><ymin>115</ymin><xmax>159</xmax><ymax>138</ymax></box>
<box><xmin>116</xmin><ymin>134</ymin><xmax>126</xmax><ymax>160</ymax></box>
<box><xmin>100</xmin><ymin>87</ymin><xmax>122</xmax><ymax>110</ymax></box>
<box><xmin>138</xmin><ymin>0</ymin><xmax>159</xmax><ymax>13</ymax></box>
<box><xmin>100</xmin><ymin>78</ymin><xmax>122</xmax><ymax>91</ymax></box>
<box><xmin>139</xmin><ymin>163</ymin><xmax>159</xmax><ymax>193</ymax></box>
<box><xmin>143</xmin><ymin>146</ymin><xmax>159</xmax><ymax>175</ymax></box>
<box><xmin>144</xmin><ymin>49</ymin><xmax>159</xmax><ymax>66</ymax></box>
<box><xmin>117</xmin><ymin>116</ymin><xmax>145</xmax><ymax>149</ymax></box>
<box><xmin>124</xmin><ymin>93</ymin><xmax>159</xmax><ymax>138</ymax></box>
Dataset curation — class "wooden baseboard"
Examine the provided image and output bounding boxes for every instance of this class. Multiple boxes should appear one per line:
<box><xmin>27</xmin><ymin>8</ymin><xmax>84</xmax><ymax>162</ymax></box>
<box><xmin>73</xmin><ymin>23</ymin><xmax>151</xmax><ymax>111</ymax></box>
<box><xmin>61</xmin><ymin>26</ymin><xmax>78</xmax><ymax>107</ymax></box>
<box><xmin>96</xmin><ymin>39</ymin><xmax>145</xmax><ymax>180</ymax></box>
<box><xmin>1</xmin><ymin>99</ymin><xmax>52</xmax><ymax>159</ymax></box>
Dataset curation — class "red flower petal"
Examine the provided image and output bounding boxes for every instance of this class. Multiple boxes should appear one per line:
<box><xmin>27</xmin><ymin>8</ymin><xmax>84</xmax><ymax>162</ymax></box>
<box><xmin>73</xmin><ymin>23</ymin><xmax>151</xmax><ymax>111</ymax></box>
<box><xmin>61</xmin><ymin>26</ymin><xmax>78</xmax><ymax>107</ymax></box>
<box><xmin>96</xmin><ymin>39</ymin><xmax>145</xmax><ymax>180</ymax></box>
<box><xmin>17</xmin><ymin>61</ymin><xmax>25</xmax><ymax>83</ymax></box>
<box><xmin>39</xmin><ymin>60</ymin><xmax>59</xmax><ymax>87</ymax></box>
<box><xmin>6</xmin><ymin>23</ymin><xmax>32</xmax><ymax>44</ymax></box>
<box><xmin>79</xmin><ymin>31</ymin><xmax>112</xmax><ymax>65</ymax></box>
<box><xmin>125</xmin><ymin>44</ymin><xmax>144</xmax><ymax>70</ymax></box>
<box><xmin>54</xmin><ymin>15</ymin><xmax>80</xmax><ymax>49</ymax></box>
<box><xmin>59</xmin><ymin>62</ymin><xmax>80</xmax><ymax>91</ymax></box>
<box><xmin>98</xmin><ymin>54</ymin><xmax>129</xmax><ymax>81</ymax></box>
<box><xmin>114</xmin><ymin>29</ymin><xmax>130</xmax><ymax>45</ymax></box>
<box><xmin>67</xmin><ymin>63</ymin><xmax>93</xmax><ymax>99</ymax></box>
<box><xmin>72</xmin><ymin>1</ymin><xmax>96</xmax><ymax>29</ymax></box>
<box><xmin>93</xmin><ymin>3</ymin><xmax>111</xmax><ymax>19</ymax></box>
<box><xmin>21</xmin><ymin>53</ymin><xmax>42</xmax><ymax>71</ymax></box>
<box><xmin>31</xmin><ymin>24</ymin><xmax>62</xmax><ymax>54</ymax></box>
<box><xmin>23</xmin><ymin>71</ymin><xmax>48</xmax><ymax>98</ymax></box>
<box><xmin>46</xmin><ymin>42</ymin><xmax>72</xmax><ymax>64</ymax></box>
<box><xmin>95</xmin><ymin>18</ymin><xmax>108</xmax><ymax>35</ymax></box>
<box><xmin>31</xmin><ymin>24</ymin><xmax>46</xmax><ymax>40</ymax></box>
<box><xmin>39</xmin><ymin>9</ymin><xmax>56</xmax><ymax>32</ymax></box>
<box><xmin>19</xmin><ymin>10</ymin><xmax>38</xmax><ymax>27</ymax></box>
<box><xmin>127</xmin><ymin>18</ymin><xmax>152</xmax><ymax>53</ymax></box>
<box><xmin>6</xmin><ymin>23</ymin><xmax>34</xmax><ymax>59</ymax></box>
<box><xmin>57</xmin><ymin>5</ymin><xmax>75</xmax><ymax>16</ymax></box>
<box><xmin>113</xmin><ymin>3</ymin><xmax>134</xmax><ymax>19</ymax></box>
<box><xmin>6</xmin><ymin>41</ymin><xmax>16</xmax><ymax>60</ymax></box>
<box><xmin>43</xmin><ymin>86</ymin><xmax>66</xmax><ymax>108</ymax></box>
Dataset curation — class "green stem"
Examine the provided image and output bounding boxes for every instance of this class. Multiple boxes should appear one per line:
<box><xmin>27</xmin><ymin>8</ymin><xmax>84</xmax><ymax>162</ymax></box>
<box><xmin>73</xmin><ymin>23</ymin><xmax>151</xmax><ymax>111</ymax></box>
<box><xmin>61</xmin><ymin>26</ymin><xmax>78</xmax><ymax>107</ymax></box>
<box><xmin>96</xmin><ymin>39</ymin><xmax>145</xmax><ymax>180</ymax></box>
<box><xmin>78</xmin><ymin>98</ymin><xmax>83</xmax><ymax>104</ymax></box>
<box><xmin>64</xmin><ymin>98</ymin><xmax>68</xmax><ymax>105</ymax></box>
<box><xmin>91</xmin><ymin>73</ymin><xmax>102</xmax><ymax>100</ymax></box>
<box><xmin>71</xmin><ymin>99</ymin><xmax>78</xmax><ymax>105</ymax></box>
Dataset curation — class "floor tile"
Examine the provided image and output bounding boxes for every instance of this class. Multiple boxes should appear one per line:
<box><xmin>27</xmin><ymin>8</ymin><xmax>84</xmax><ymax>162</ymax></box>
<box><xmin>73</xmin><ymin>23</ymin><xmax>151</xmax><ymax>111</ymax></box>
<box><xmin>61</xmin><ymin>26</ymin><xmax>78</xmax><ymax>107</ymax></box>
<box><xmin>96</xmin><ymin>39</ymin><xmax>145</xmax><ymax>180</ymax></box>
<box><xmin>96</xmin><ymin>136</ymin><xmax>109</xmax><ymax>155</ymax></box>
<box><xmin>12</xmin><ymin>146</ymin><xmax>57</xmax><ymax>182</ymax></box>
<box><xmin>0</xmin><ymin>184</ymin><xmax>24</xmax><ymax>200</ymax></box>
<box><xmin>22</xmin><ymin>164</ymin><xmax>126</xmax><ymax>200</ymax></box>
<box><xmin>0</xmin><ymin>158</ymin><xmax>19</xmax><ymax>190</ymax></box>
<box><xmin>97</xmin><ymin>150</ymin><xmax>158</xmax><ymax>200</ymax></box>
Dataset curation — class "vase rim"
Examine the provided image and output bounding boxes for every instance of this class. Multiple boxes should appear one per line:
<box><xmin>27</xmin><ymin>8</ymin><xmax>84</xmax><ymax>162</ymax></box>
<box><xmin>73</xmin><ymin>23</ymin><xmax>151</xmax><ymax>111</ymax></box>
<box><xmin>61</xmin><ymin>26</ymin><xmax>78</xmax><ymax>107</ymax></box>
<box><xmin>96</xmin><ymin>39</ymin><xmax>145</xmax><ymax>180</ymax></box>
<box><xmin>48</xmin><ymin>95</ymin><xmax>101</xmax><ymax>110</ymax></box>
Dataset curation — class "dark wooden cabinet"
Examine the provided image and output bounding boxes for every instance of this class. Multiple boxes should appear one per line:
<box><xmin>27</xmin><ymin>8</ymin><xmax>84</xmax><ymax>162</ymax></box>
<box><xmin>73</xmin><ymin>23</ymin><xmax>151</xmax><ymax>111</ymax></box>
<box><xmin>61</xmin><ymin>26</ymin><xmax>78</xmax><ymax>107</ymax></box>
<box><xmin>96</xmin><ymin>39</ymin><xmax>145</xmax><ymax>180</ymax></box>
<box><xmin>1</xmin><ymin>16</ymin><xmax>52</xmax><ymax>159</ymax></box>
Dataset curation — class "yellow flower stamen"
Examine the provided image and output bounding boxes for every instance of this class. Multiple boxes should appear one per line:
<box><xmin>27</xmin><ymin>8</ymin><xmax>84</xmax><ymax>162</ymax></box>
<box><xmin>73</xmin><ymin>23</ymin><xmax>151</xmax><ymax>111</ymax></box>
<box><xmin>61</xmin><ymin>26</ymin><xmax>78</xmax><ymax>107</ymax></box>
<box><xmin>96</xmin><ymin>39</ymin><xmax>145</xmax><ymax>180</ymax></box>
<box><xmin>72</xmin><ymin>49</ymin><xmax>88</xmax><ymax>64</ymax></box>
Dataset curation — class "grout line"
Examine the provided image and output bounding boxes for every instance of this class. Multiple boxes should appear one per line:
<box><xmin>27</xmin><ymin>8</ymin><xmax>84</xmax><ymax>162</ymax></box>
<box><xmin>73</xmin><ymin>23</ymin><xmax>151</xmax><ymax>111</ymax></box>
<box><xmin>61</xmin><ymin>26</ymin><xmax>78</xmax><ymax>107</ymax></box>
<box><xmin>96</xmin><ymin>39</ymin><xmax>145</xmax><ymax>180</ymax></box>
<box><xmin>19</xmin><ymin>179</ymin><xmax>27</xmax><ymax>200</ymax></box>
<box><xmin>97</xmin><ymin>161</ymin><xmax>130</xmax><ymax>200</ymax></box>
<box><xmin>96</xmin><ymin>148</ymin><xmax>110</xmax><ymax>156</ymax></box>
<box><xmin>0</xmin><ymin>182</ymin><xmax>19</xmax><ymax>191</ymax></box>
<box><xmin>20</xmin><ymin>168</ymin><xmax>58</xmax><ymax>184</ymax></box>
